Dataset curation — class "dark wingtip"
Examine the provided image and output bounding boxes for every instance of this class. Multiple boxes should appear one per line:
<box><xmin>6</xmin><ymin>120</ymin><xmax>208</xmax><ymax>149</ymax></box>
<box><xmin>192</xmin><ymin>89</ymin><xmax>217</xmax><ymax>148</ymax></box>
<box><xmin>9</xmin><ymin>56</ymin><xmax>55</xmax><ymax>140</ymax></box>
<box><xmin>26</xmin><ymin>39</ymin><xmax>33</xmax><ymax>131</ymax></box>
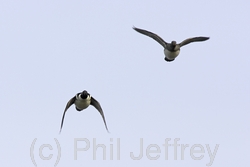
<box><xmin>203</xmin><ymin>37</ymin><xmax>210</xmax><ymax>41</ymax></box>
<box><xmin>105</xmin><ymin>125</ymin><xmax>110</xmax><ymax>133</ymax></box>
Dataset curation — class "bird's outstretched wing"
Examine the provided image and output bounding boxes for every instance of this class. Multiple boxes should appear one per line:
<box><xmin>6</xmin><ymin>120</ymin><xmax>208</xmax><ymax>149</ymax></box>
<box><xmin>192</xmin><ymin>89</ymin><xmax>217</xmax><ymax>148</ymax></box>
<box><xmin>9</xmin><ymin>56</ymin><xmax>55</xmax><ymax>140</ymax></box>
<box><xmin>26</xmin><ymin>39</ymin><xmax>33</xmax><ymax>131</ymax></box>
<box><xmin>133</xmin><ymin>26</ymin><xmax>168</xmax><ymax>48</ymax></box>
<box><xmin>179</xmin><ymin>37</ymin><xmax>209</xmax><ymax>47</ymax></box>
<box><xmin>59</xmin><ymin>96</ymin><xmax>76</xmax><ymax>133</ymax></box>
<box><xmin>90</xmin><ymin>97</ymin><xmax>109</xmax><ymax>133</ymax></box>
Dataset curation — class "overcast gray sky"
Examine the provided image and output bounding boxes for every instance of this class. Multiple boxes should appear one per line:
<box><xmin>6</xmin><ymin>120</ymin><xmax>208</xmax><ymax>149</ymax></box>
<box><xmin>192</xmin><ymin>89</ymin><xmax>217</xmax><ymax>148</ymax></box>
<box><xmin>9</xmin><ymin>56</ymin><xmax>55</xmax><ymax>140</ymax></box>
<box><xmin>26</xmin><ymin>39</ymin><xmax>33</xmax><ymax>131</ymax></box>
<box><xmin>1</xmin><ymin>0</ymin><xmax>249</xmax><ymax>167</ymax></box>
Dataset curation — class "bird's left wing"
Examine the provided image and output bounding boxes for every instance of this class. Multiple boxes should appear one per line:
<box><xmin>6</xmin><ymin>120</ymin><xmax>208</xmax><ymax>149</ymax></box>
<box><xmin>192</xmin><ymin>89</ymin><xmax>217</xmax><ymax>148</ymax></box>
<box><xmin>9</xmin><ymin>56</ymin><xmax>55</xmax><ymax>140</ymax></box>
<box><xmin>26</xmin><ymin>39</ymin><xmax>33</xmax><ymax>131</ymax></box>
<box><xmin>179</xmin><ymin>37</ymin><xmax>209</xmax><ymax>47</ymax></box>
<box><xmin>90</xmin><ymin>97</ymin><xmax>109</xmax><ymax>133</ymax></box>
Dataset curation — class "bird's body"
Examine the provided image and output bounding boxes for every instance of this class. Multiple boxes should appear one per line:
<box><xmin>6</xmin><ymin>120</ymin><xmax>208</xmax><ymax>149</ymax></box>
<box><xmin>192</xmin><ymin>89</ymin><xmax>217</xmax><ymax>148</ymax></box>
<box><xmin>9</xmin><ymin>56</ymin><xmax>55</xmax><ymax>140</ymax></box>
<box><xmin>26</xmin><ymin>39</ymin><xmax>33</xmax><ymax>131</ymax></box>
<box><xmin>133</xmin><ymin>26</ymin><xmax>209</xmax><ymax>61</ymax></box>
<box><xmin>75</xmin><ymin>93</ymin><xmax>91</xmax><ymax>111</ymax></box>
<box><xmin>164</xmin><ymin>48</ymin><xmax>180</xmax><ymax>61</ymax></box>
<box><xmin>60</xmin><ymin>90</ymin><xmax>109</xmax><ymax>133</ymax></box>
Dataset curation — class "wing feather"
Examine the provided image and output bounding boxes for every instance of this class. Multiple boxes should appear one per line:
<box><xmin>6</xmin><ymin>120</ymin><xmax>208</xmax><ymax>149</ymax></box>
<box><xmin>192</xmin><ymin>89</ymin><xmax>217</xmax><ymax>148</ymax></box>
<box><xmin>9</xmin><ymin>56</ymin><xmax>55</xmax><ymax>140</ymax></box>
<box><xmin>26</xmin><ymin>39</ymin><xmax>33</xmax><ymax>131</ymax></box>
<box><xmin>133</xmin><ymin>26</ymin><xmax>168</xmax><ymax>48</ymax></box>
<box><xmin>59</xmin><ymin>96</ymin><xmax>76</xmax><ymax>133</ymax></box>
<box><xmin>90</xmin><ymin>97</ymin><xmax>109</xmax><ymax>133</ymax></box>
<box><xmin>179</xmin><ymin>37</ymin><xmax>209</xmax><ymax>47</ymax></box>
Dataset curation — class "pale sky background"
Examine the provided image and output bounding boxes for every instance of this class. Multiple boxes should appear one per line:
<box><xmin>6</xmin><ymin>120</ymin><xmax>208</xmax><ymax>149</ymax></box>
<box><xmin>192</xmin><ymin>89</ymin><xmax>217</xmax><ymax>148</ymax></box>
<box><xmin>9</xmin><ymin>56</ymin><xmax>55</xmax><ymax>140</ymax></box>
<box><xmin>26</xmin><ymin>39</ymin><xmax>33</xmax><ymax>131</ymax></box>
<box><xmin>0</xmin><ymin>0</ymin><xmax>249</xmax><ymax>167</ymax></box>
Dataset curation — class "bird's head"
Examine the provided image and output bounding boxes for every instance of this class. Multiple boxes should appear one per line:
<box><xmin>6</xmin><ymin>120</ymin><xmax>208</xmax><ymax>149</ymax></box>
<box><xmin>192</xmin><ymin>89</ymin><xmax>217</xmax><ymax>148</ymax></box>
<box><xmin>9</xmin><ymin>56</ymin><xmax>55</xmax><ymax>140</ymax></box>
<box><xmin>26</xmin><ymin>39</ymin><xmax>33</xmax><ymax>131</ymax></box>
<box><xmin>171</xmin><ymin>41</ymin><xmax>177</xmax><ymax>46</ymax></box>
<box><xmin>170</xmin><ymin>41</ymin><xmax>180</xmax><ymax>50</ymax></box>
<box><xmin>80</xmin><ymin>90</ymin><xmax>89</xmax><ymax>99</ymax></box>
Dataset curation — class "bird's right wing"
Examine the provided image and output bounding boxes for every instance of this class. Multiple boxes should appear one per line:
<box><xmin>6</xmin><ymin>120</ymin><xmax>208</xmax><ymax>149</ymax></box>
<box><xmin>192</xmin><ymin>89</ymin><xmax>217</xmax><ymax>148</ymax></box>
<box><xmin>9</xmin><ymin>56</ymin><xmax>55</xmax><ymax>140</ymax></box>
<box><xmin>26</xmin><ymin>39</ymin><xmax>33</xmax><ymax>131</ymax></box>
<box><xmin>59</xmin><ymin>96</ymin><xmax>76</xmax><ymax>133</ymax></box>
<box><xmin>133</xmin><ymin>26</ymin><xmax>168</xmax><ymax>48</ymax></box>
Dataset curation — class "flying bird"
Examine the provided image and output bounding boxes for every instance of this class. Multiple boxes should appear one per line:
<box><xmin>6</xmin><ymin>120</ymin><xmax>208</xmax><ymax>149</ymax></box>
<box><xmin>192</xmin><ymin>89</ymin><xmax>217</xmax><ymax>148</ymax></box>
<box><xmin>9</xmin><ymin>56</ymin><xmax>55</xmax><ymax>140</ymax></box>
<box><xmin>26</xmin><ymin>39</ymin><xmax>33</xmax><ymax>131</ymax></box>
<box><xmin>60</xmin><ymin>90</ymin><xmax>109</xmax><ymax>133</ymax></box>
<box><xmin>133</xmin><ymin>26</ymin><xmax>209</xmax><ymax>62</ymax></box>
